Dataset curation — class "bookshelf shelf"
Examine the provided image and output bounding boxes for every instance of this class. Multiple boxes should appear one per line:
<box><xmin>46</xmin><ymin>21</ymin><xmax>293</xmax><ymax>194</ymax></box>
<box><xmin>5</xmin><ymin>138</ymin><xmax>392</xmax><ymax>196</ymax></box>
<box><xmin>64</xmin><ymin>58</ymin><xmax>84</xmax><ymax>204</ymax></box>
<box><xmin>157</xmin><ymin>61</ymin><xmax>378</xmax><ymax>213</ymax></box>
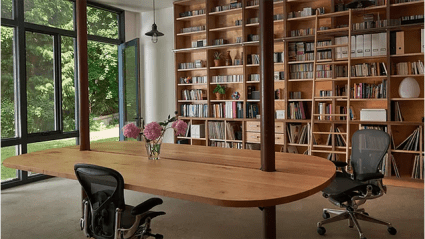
<box><xmin>173</xmin><ymin>0</ymin><xmax>424</xmax><ymax>188</ymax></box>
<box><xmin>176</xmin><ymin>14</ymin><xmax>206</xmax><ymax>21</ymax></box>
<box><xmin>209</xmin><ymin>8</ymin><xmax>242</xmax><ymax>16</ymax></box>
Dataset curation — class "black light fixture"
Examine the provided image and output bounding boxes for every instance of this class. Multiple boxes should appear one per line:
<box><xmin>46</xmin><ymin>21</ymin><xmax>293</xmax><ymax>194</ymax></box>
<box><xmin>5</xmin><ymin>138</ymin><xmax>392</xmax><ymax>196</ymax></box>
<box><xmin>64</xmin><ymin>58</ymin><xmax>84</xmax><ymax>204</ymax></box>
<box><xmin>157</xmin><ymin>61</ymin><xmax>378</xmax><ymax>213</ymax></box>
<box><xmin>345</xmin><ymin>0</ymin><xmax>375</xmax><ymax>9</ymax></box>
<box><xmin>145</xmin><ymin>0</ymin><xmax>164</xmax><ymax>43</ymax></box>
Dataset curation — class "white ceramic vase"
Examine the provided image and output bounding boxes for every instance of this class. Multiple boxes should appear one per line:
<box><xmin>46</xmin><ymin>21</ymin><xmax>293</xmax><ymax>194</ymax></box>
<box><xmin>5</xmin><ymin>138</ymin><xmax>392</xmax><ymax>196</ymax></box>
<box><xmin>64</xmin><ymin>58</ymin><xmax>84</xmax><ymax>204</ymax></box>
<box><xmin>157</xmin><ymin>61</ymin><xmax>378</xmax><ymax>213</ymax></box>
<box><xmin>399</xmin><ymin>77</ymin><xmax>420</xmax><ymax>98</ymax></box>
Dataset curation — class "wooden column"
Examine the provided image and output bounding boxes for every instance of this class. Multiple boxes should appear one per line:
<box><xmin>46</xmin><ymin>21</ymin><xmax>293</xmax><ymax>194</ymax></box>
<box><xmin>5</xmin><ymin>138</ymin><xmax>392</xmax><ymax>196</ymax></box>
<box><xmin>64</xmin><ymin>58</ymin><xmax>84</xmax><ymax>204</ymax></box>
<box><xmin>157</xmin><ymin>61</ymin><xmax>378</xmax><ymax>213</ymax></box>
<box><xmin>260</xmin><ymin>1</ymin><xmax>276</xmax><ymax>238</ymax></box>
<box><xmin>260</xmin><ymin>0</ymin><xmax>275</xmax><ymax>172</ymax></box>
<box><xmin>77</xmin><ymin>0</ymin><xmax>90</xmax><ymax>150</ymax></box>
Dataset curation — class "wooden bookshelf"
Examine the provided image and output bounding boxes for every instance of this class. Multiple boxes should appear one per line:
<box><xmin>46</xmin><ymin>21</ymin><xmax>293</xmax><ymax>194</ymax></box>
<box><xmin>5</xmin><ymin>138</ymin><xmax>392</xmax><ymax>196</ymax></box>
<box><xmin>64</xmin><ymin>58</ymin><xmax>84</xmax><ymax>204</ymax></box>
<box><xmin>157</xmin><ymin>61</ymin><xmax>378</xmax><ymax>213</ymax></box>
<box><xmin>173</xmin><ymin>0</ymin><xmax>424</xmax><ymax>188</ymax></box>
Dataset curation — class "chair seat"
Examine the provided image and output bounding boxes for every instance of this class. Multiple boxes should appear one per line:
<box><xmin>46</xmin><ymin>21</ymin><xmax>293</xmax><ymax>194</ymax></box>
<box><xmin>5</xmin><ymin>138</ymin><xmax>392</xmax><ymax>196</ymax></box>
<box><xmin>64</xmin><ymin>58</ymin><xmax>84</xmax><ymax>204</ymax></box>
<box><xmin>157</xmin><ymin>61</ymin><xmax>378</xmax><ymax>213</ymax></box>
<box><xmin>322</xmin><ymin>172</ymin><xmax>367</xmax><ymax>202</ymax></box>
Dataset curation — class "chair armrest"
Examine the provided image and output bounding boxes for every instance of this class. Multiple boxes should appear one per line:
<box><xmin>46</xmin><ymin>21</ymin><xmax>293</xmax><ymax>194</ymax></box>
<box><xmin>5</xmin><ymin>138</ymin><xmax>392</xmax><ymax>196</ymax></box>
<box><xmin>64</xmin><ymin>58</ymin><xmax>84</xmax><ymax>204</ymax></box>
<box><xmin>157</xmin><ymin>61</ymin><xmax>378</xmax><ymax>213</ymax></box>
<box><xmin>140</xmin><ymin>211</ymin><xmax>166</xmax><ymax>222</ymax></box>
<box><xmin>332</xmin><ymin>161</ymin><xmax>348</xmax><ymax>168</ymax></box>
<box><xmin>131</xmin><ymin>198</ymin><xmax>163</xmax><ymax>216</ymax></box>
<box><xmin>356</xmin><ymin>173</ymin><xmax>384</xmax><ymax>181</ymax></box>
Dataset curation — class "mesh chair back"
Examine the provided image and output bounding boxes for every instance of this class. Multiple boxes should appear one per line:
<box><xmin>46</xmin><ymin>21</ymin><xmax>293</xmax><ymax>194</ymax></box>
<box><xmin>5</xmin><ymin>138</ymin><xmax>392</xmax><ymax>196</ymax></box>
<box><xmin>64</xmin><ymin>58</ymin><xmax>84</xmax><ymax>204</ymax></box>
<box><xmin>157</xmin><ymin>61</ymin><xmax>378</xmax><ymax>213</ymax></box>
<box><xmin>351</xmin><ymin>129</ymin><xmax>390</xmax><ymax>177</ymax></box>
<box><xmin>75</xmin><ymin>164</ymin><xmax>125</xmax><ymax>239</ymax></box>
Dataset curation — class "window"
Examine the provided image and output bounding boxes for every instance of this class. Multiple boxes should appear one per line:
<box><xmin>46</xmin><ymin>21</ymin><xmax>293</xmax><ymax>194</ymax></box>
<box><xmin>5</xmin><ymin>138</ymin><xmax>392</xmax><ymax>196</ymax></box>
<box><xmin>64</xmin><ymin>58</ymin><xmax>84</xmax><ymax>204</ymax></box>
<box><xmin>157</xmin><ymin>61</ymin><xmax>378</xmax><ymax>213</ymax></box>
<box><xmin>1</xmin><ymin>0</ymin><xmax>124</xmax><ymax>189</ymax></box>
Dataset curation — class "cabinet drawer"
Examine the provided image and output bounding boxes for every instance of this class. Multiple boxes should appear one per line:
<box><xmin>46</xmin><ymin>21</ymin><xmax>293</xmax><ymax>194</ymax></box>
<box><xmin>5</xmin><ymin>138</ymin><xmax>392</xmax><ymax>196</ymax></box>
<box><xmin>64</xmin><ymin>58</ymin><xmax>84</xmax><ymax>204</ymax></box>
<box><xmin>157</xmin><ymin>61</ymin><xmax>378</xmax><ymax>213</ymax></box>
<box><xmin>246</xmin><ymin>121</ymin><xmax>261</xmax><ymax>132</ymax></box>
<box><xmin>275</xmin><ymin>133</ymin><xmax>284</xmax><ymax>145</ymax></box>
<box><xmin>246</xmin><ymin>132</ymin><xmax>261</xmax><ymax>143</ymax></box>
<box><xmin>275</xmin><ymin>122</ymin><xmax>284</xmax><ymax>133</ymax></box>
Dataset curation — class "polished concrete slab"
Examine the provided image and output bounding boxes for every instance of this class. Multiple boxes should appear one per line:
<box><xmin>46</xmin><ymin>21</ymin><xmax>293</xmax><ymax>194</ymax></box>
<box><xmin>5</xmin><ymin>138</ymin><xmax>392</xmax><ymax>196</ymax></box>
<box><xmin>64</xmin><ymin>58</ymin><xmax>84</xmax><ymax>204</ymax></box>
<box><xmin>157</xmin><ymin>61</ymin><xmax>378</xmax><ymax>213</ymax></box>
<box><xmin>1</xmin><ymin>177</ymin><xmax>424</xmax><ymax>239</ymax></box>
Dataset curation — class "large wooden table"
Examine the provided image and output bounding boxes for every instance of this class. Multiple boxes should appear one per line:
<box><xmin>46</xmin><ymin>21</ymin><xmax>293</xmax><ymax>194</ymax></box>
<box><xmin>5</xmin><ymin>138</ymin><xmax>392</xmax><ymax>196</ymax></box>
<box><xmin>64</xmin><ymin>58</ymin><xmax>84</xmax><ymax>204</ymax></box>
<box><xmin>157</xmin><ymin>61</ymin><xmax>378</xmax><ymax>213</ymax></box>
<box><xmin>3</xmin><ymin>141</ymin><xmax>335</xmax><ymax>238</ymax></box>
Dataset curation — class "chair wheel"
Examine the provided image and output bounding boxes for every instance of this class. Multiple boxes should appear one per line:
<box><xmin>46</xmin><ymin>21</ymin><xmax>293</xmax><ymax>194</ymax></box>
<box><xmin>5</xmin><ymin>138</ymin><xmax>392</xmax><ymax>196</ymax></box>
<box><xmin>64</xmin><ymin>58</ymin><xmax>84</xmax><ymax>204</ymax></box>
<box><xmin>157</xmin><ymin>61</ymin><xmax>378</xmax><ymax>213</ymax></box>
<box><xmin>388</xmin><ymin>227</ymin><xmax>397</xmax><ymax>235</ymax></box>
<box><xmin>322</xmin><ymin>211</ymin><xmax>330</xmax><ymax>219</ymax></box>
<box><xmin>317</xmin><ymin>226</ymin><xmax>326</xmax><ymax>235</ymax></box>
<box><xmin>361</xmin><ymin>237</ymin><xmax>367</xmax><ymax>239</ymax></box>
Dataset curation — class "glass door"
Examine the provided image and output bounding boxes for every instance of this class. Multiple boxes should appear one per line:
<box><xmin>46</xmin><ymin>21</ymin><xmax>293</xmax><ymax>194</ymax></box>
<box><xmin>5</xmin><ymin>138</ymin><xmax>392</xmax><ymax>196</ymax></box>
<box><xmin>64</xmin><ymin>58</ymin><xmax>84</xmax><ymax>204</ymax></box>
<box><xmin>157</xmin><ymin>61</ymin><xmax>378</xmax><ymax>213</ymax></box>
<box><xmin>118</xmin><ymin>38</ymin><xmax>141</xmax><ymax>141</ymax></box>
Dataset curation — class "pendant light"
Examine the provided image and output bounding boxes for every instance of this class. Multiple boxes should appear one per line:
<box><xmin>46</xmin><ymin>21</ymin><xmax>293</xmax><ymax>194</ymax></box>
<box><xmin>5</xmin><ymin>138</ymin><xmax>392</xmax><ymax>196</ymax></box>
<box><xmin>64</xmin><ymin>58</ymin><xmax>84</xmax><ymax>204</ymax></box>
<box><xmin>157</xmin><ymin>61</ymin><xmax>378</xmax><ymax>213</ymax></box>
<box><xmin>145</xmin><ymin>0</ymin><xmax>164</xmax><ymax>43</ymax></box>
<box><xmin>345</xmin><ymin>0</ymin><xmax>375</xmax><ymax>9</ymax></box>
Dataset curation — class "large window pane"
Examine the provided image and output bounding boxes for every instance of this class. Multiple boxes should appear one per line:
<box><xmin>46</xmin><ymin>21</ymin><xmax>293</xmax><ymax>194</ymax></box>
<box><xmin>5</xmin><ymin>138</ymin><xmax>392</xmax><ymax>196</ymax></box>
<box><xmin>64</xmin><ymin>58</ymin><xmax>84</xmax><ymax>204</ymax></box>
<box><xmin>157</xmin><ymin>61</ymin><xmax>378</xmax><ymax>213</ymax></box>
<box><xmin>24</xmin><ymin>0</ymin><xmax>73</xmax><ymax>30</ymax></box>
<box><xmin>87</xmin><ymin>6</ymin><xmax>119</xmax><ymax>39</ymax></box>
<box><xmin>26</xmin><ymin>32</ymin><xmax>55</xmax><ymax>133</ymax></box>
<box><xmin>1</xmin><ymin>0</ymin><xmax>13</xmax><ymax>19</ymax></box>
<box><xmin>61</xmin><ymin>36</ymin><xmax>76</xmax><ymax>132</ymax></box>
<box><xmin>1</xmin><ymin>27</ymin><xmax>16</xmax><ymax>139</ymax></box>
<box><xmin>1</xmin><ymin>146</ymin><xmax>18</xmax><ymax>182</ymax></box>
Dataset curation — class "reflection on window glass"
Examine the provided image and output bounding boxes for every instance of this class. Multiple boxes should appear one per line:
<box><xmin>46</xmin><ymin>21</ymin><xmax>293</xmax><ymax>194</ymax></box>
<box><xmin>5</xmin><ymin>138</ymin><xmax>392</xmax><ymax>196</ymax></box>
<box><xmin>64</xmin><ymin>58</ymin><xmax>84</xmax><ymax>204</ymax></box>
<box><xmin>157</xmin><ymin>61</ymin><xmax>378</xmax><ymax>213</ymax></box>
<box><xmin>87</xmin><ymin>6</ymin><xmax>119</xmax><ymax>39</ymax></box>
<box><xmin>1</xmin><ymin>0</ymin><xmax>13</xmax><ymax>19</ymax></box>
<box><xmin>26</xmin><ymin>31</ymin><xmax>55</xmax><ymax>133</ymax></box>
<box><xmin>1</xmin><ymin>146</ymin><xmax>18</xmax><ymax>182</ymax></box>
<box><xmin>124</xmin><ymin>45</ymin><xmax>137</xmax><ymax>125</ymax></box>
<box><xmin>61</xmin><ymin>36</ymin><xmax>76</xmax><ymax>132</ymax></box>
<box><xmin>1</xmin><ymin>27</ymin><xmax>16</xmax><ymax>139</ymax></box>
<box><xmin>24</xmin><ymin>0</ymin><xmax>73</xmax><ymax>30</ymax></box>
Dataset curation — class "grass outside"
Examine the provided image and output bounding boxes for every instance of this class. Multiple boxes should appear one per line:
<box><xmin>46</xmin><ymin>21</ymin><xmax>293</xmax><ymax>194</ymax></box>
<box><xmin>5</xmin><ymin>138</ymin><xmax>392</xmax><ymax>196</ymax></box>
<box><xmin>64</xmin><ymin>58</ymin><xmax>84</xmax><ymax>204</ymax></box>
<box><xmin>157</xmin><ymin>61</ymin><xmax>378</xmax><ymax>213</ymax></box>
<box><xmin>1</xmin><ymin>137</ymin><xmax>119</xmax><ymax>181</ymax></box>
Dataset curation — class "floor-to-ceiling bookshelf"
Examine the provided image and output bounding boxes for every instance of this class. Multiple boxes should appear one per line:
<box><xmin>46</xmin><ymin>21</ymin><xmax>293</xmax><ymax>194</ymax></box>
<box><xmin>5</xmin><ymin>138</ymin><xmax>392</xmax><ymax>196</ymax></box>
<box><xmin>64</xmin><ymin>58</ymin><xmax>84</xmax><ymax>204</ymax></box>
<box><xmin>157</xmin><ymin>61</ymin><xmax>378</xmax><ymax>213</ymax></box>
<box><xmin>173</xmin><ymin>0</ymin><xmax>424</xmax><ymax>188</ymax></box>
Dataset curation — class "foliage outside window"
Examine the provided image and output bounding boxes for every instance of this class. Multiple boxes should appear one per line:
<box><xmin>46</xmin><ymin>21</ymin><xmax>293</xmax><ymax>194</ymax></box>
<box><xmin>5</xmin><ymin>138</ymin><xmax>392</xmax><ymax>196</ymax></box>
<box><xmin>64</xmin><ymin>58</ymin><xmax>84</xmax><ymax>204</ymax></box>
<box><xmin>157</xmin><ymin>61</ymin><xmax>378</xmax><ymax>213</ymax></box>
<box><xmin>24</xmin><ymin>0</ymin><xmax>74</xmax><ymax>30</ymax></box>
<box><xmin>87</xmin><ymin>6</ymin><xmax>119</xmax><ymax>39</ymax></box>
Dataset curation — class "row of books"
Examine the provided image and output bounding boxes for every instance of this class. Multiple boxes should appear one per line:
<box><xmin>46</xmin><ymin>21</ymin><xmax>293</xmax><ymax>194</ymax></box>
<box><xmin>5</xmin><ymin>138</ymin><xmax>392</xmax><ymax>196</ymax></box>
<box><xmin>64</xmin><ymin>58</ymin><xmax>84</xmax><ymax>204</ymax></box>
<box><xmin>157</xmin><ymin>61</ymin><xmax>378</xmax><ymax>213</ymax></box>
<box><xmin>180</xmin><ymin>104</ymin><xmax>208</xmax><ymax>118</ymax></box>
<box><xmin>208</xmin><ymin>121</ymin><xmax>225</xmax><ymax>140</ymax></box>
<box><xmin>287</xmin><ymin>7</ymin><xmax>325</xmax><ymax>19</ymax></box>
<box><xmin>351</xmin><ymin>62</ymin><xmax>387</xmax><ymax>77</ymax></box>
<box><xmin>210</xmin><ymin>141</ymin><xmax>243</xmax><ymax>149</ymax></box>
<box><xmin>247</xmin><ymin>34</ymin><xmax>260</xmax><ymax>42</ymax></box>
<box><xmin>381</xmin><ymin>153</ymin><xmax>399</xmax><ymax>177</ymax></box>
<box><xmin>321</xmin><ymin>127</ymin><xmax>346</xmax><ymax>147</ymax></box>
<box><xmin>289</xmin><ymin>41</ymin><xmax>332</xmax><ymax>61</ymax></box>
<box><xmin>274</xmin><ymin>52</ymin><xmax>284</xmax><ymax>63</ymax></box>
<box><xmin>248</xmin><ymin>72</ymin><xmax>284</xmax><ymax>82</ymax></box>
<box><xmin>191</xmin><ymin>39</ymin><xmax>207</xmax><ymax>48</ymax></box>
<box><xmin>247</xmin><ymin>54</ymin><xmax>260</xmax><ymax>64</ymax></box>
<box><xmin>212</xmin><ymin>102</ymin><xmax>244</xmax><ymax>119</ymax></box>
<box><xmin>352</xmin><ymin>81</ymin><xmax>387</xmax><ymax>99</ymax></box>
<box><xmin>179</xmin><ymin>9</ymin><xmax>205</xmax><ymax>18</ymax></box>
<box><xmin>317</xmin><ymin>103</ymin><xmax>332</xmax><ymax>120</ymax></box>
<box><xmin>288</xmin><ymin>101</ymin><xmax>308</xmax><ymax>120</ymax></box>
<box><xmin>393</xmin><ymin>61</ymin><xmax>424</xmax><ymax>75</ymax></box>
<box><xmin>411</xmin><ymin>154</ymin><xmax>423</xmax><ymax>179</ymax></box>
<box><xmin>211</xmin><ymin>75</ymin><xmax>243</xmax><ymax>83</ymax></box>
<box><xmin>319</xmin><ymin>90</ymin><xmax>332</xmax><ymax>97</ymax></box>
<box><xmin>352</xmin><ymin>14</ymin><xmax>388</xmax><ymax>31</ymax></box>
<box><xmin>211</xmin><ymin>2</ymin><xmax>242</xmax><ymax>13</ymax></box>
<box><xmin>178</xmin><ymin>60</ymin><xmax>204</xmax><ymax>69</ymax></box>
<box><xmin>213</xmin><ymin>39</ymin><xmax>228</xmax><ymax>46</ymax></box>
<box><xmin>290</xmin><ymin>28</ymin><xmax>315</xmax><ymax>37</ymax></box>
<box><xmin>289</xmin><ymin>91</ymin><xmax>302</xmax><ymax>99</ymax></box>
<box><xmin>396</xmin><ymin>127</ymin><xmax>421</xmax><ymax>151</ymax></box>
<box><xmin>180</xmin><ymin>25</ymin><xmax>206</xmax><ymax>33</ymax></box>
<box><xmin>335</xmin><ymin>33</ymin><xmax>387</xmax><ymax>59</ymax></box>
<box><xmin>179</xmin><ymin>76</ymin><xmax>207</xmax><ymax>84</ymax></box>
<box><xmin>287</xmin><ymin>123</ymin><xmax>310</xmax><ymax>144</ymax></box>
<box><xmin>181</xmin><ymin>89</ymin><xmax>206</xmax><ymax>101</ymax></box>
<box><xmin>226</xmin><ymin>122</ymin><xmax>242</xmax><ymax>141</ymax></box>
<box><xmin>393</xmin><ymin>102</ymin><xmax>404</xmax><ymax>122</ymax></box>
<box><xmin>246</xmin><ymin>102</ymin><xmax>259</xmax><ymax>119</ymax></box>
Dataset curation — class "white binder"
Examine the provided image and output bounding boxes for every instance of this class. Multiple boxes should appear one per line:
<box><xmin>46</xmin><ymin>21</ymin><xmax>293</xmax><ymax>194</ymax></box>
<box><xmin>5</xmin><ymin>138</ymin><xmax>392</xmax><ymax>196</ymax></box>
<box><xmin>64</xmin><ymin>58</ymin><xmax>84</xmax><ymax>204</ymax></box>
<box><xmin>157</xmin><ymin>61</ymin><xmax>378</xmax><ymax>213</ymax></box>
<box><xmin>379</xmin><ymin>32</ymin><xmax>387</xmax><ymax>56</ymax></box>
<box><xmin>421</xmin><ymin>29</ymin><xmax>424</xmax><ymax>53</ymax></box>
<box><xmin>335</xmin><ymin>37</ymin><xmax>342</xmax><ymax>59</ymax></box>
<box><xmin>351</xmin><ymin>36</ymin><xmax>356</xmax><ymax>58</ymax></box>
<box><xmin>342</xmin><ymin>36</ymin><xmax>349</xmax><ymax>59</ymax></box>
<box><xmin>371</xmin><ymin>33</ymin><xmax>380</xmax><ymax>56</ymax></box>
<box><xmin>364</xmin><ymin>34</ymin><xmax>372</xmax><ymax>57</ymax></box>
<box><xmin>356</xmin><ymin>35</ymin><xmax>364</xmax><ymax>58</ymax></box>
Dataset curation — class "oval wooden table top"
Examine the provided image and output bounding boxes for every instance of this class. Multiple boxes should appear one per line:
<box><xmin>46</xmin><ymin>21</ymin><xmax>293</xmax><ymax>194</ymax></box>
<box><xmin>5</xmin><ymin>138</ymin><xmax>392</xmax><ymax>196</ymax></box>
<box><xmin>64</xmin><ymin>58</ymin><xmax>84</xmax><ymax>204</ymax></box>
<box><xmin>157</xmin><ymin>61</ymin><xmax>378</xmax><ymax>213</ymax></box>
<box><xmin>3</xmin><ymin>141</ymin><xmax>335</xmax><ymax>208</ymax></box>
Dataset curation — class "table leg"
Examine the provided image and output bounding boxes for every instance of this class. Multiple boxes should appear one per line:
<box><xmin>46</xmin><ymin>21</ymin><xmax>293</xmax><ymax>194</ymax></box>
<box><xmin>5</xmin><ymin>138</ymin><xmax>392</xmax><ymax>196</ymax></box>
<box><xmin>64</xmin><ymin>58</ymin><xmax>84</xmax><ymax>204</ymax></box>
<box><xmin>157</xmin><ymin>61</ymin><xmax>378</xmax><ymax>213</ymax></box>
<box><xmin>262</xmin><ymin>206</ymin><xmax>276</xmax><ymax>239</ymax></box>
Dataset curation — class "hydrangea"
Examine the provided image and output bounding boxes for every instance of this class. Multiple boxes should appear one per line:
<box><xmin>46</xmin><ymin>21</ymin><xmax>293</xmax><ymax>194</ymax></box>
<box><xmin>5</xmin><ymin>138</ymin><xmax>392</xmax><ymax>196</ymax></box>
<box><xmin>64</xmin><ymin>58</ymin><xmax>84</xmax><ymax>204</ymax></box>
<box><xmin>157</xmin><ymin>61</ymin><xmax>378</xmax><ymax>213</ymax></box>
<box><xmin>122</xmin><ymin>123</ymin><xmax>141</xmax><ymax>139</ymax></box>
<box><xmin>172</xmin><ymin>120</ymin><xmax>188</xmax><ymax>136</ymax></box>
<box><xmin>143</xmin><ymin>122</ymin><xmax>162</xmax><ymax>141</ymax></box>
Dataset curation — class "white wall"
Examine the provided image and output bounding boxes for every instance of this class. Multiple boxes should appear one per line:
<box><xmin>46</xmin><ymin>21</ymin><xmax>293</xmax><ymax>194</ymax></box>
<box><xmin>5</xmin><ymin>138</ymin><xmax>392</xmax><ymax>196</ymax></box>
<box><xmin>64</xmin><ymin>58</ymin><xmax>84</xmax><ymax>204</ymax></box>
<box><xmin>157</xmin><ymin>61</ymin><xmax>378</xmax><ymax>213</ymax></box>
<box><xmin>125</xmin><ymin>7</ymin><xmax>175</xmax><ymax>143</ymax></box>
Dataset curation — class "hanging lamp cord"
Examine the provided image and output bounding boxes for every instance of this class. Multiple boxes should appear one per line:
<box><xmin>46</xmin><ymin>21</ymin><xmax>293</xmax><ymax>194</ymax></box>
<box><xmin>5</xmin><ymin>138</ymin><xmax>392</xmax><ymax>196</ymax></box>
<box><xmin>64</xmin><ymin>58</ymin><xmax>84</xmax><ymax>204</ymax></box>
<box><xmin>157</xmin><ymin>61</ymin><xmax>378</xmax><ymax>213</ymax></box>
<box><xmin>153</xmin><ymin>0</ymin><xmax>156</xmax><ymax>24</ymax></box>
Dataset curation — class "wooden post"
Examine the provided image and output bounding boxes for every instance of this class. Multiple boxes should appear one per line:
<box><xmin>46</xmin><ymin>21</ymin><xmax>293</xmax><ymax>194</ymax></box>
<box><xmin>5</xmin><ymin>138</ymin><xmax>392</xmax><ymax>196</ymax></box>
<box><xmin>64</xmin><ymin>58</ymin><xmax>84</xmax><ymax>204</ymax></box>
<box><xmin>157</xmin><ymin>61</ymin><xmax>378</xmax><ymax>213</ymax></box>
<box><xmin>77</xmin><ymin>0</ymin><xmax>90</xmax><ymax>151</ymax></box>
<box><xmin>260</xmin><ymin>0</ymin><xmax>275</xmax><ymax>172</ymax></box>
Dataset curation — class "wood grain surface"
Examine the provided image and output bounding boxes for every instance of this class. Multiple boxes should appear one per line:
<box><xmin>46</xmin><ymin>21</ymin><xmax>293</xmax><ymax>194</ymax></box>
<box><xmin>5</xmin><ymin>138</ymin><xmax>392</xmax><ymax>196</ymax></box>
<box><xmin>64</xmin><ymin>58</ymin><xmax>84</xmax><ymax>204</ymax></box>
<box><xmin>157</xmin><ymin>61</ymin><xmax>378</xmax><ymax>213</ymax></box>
<box><xmin>3</xmin><ymin>141</ymin><xmax>335</xmax><ymax>207</ymax></box>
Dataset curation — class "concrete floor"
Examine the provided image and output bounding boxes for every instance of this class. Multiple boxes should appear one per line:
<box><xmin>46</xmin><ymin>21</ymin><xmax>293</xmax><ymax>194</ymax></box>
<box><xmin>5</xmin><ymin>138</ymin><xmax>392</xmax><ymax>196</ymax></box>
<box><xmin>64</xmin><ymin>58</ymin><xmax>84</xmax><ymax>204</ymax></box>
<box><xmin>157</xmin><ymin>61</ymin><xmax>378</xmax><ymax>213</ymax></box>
<box><xmin>1</xmin><ymin>177</ymin><xmax>424</xmax><ymax>239</ymax></box>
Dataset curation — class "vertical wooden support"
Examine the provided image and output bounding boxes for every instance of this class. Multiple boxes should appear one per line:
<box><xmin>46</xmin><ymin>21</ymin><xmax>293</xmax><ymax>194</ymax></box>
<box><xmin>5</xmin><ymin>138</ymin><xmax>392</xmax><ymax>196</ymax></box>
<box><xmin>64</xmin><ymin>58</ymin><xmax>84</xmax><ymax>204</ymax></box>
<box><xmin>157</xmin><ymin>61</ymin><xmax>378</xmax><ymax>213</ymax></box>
<box><xmin>260</xmin><ymin>0</ymin><xmax>275</xmax><ymax>172</ymax></box>
<box><xmin>262</xmin><ymin>206</ymin><xmax>277</xmax><ymax>239</ymax></box>
<box><xmin>77</xmin><ymin>0</ymin><xmax>90</xmax><ymax>151</ymax></box>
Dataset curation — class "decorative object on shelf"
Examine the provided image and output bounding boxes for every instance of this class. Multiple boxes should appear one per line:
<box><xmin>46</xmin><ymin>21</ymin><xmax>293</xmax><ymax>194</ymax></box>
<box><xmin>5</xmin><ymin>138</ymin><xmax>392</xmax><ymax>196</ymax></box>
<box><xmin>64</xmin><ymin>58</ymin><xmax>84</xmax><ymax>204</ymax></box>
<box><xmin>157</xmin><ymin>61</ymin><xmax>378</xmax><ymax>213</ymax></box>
<box><xmin>145</xmin><ymin>0</ymin><xmax>164</xmax><ymax>43</ymax></box>
<box><xmin>232</xmin><ymin>91</ymin><xmax>240</xmax><ymax>100</ymax></box>
<box><xmin>335</xmin><ymin>0</ymin><xmax>345</xmax><ymax>12</ymax></box>
<box><xmin>225</xmin><ymin>51</ymin><xmax>232</xmax><ymax>66</ymax></box>
<box><xmin>122</xmin><ymin>114</ymin><xmax>187</xmax><ymax>160</ymax></box>
<box><xmin>213</xmin><ymin>84</ymin><xmax>226</xmax><ymax>100</ymax></box>
<box><xmin>214</xmin><ymin>51</ymin><xmax>222</xmax><ymax>67</ymax></box>
<box><xmin>345</xmin><ymin>0</ymin><xmax>374</xmax><ymax>9</ymax></box>
<box><xmin>399</xmin><ymin>77</ymin><xmax>420</xmax><ymax>98</ymax></box>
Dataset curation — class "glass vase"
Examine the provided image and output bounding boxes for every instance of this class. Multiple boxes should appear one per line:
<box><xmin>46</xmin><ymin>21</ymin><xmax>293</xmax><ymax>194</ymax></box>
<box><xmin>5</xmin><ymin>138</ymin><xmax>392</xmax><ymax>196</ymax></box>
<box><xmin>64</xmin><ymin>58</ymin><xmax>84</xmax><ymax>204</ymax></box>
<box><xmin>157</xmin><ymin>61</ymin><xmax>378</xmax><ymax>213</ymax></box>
<box><xmin>145</xmin><ymin>137</ymin><xmax>163</xmax><ymax>160</ymax></box>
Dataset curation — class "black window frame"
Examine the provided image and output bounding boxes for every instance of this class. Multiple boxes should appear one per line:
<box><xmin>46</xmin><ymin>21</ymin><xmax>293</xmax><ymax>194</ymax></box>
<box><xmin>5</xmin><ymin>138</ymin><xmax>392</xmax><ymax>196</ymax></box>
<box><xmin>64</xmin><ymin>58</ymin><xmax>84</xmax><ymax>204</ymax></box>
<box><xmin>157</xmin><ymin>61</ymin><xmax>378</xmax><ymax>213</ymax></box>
<box><xmin>1</xmin><ymin>0</ymin><xmax>125</xmax><ymax>189</ymax></box>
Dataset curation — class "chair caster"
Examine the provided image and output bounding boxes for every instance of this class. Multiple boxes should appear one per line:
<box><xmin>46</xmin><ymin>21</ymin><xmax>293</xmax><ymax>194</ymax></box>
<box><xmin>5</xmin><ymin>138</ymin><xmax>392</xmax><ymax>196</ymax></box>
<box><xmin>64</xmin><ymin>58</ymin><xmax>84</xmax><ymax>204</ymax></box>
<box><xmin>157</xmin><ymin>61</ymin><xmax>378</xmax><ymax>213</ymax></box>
<box><xmin>322</xmin><ymin>211</ymin><xmax>330</xmax><ymax>219</ymax></box>
<box><xmin>388</xmin><ymin>227</ymin><xmax>397</xmax><ymax>235</ymax></box>
<box><xmin>317</xmin><ymin>227</ymin><xmax>326</xmax><ymax>235</ymax></box>
<box><xmin>361</xmin><ymin>237</ymin><xmax>367</xmax><ymax>239</ymax></box>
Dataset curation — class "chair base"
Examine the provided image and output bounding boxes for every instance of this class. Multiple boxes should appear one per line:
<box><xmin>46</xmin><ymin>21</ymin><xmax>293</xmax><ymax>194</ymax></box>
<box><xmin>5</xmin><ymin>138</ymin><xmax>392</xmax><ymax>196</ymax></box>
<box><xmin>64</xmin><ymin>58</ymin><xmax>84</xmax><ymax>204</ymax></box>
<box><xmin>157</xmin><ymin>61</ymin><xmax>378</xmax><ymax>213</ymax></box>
<box><xmin>317</xmin><ymin>208</ymin><xmax>396</xmax><ymax>239</ymax></box>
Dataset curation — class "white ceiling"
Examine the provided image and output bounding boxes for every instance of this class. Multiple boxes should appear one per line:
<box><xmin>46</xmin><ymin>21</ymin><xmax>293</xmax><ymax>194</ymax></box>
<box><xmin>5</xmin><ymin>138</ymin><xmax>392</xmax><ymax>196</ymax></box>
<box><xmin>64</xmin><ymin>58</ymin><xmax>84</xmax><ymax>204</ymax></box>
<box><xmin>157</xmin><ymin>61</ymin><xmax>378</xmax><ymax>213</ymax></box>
<box><xmin>91</xmin><ymin>0</ymin><xmax>175</xmax><ymax>12</ymax></box>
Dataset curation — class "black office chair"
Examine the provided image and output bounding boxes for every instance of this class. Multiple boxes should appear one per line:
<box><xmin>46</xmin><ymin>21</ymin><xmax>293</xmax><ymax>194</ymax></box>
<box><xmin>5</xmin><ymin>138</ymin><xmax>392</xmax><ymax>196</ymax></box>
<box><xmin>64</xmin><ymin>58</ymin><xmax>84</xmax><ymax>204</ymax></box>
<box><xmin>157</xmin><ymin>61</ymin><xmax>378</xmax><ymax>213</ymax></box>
<box><xmin>74</xmin><ymin>164</ymin><xmax>165</xmax><ymax>239</ymax></box>
<box><xmin>317</xmin><ymin>129</ymin><xmax>397</xmax><ymax>239</ymax></box>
